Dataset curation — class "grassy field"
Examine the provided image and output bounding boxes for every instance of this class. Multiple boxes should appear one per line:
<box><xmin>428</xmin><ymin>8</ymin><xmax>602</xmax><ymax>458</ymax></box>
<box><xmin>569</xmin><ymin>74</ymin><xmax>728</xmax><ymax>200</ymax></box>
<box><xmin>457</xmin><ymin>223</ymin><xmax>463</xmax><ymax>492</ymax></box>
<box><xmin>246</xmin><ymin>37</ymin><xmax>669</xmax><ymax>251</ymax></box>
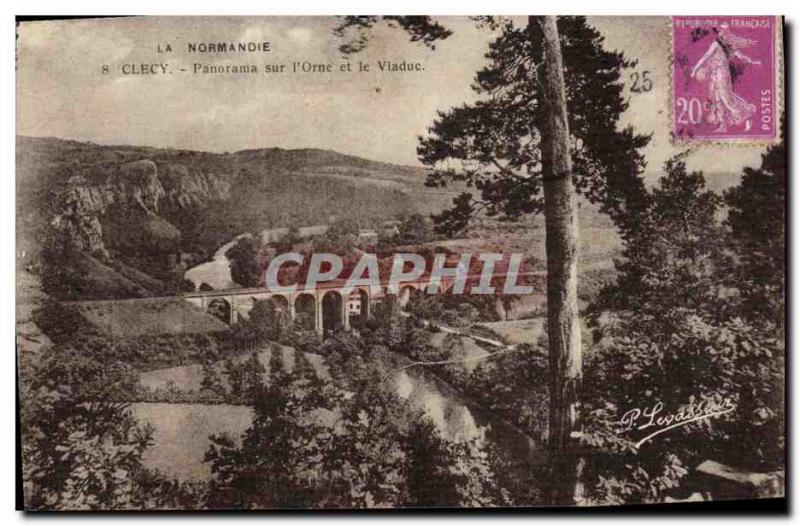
<box><xmin>131</xmin><ymin>403</ymin><xmax>254</xmax><ymax>481</ymax></box>
<box><xmin>70</xmin><ymin>297</ymin><xmax>230</xmax><ymax>337</ymax></box>
<box><xmin>478</xmin><ymin>319</ymin><xmax>545</xmax><ymax>346</ymax></box>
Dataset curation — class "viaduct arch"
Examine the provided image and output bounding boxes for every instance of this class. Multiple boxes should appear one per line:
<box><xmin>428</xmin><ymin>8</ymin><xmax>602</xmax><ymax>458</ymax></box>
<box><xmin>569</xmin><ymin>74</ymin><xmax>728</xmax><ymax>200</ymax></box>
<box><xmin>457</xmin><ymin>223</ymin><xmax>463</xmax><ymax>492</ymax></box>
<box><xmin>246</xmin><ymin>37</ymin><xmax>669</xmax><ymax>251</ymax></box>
<box><xmin>182</xmin><ymin>276</ymin><xmax>458</xmax><ymax>337</ymax></box>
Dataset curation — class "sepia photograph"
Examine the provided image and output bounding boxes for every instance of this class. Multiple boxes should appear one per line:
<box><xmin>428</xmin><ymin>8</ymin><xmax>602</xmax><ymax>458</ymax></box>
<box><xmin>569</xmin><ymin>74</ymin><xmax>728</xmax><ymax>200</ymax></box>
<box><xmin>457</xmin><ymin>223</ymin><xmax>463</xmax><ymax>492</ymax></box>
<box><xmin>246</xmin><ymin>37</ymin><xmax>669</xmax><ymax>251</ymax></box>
<box><xmin>14</xmin><ymin>14</ymin><xmax>786</xmax><ymax>511</ymax></box>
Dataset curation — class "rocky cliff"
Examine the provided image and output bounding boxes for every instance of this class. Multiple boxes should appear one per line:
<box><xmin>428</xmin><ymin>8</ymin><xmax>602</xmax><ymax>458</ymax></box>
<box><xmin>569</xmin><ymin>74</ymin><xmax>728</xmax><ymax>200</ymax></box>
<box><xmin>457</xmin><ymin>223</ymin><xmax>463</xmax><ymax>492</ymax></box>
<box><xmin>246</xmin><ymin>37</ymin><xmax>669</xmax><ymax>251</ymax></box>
<box><xmin>49</xmin><ymin>157</ymin><xmax>232</xmax><ymax>260</ymax></box>
<box><xmin>53</xmin><ymin>160</ymin><xmax>164</xmax><ymax>257</ymax></box>
<box><xmin>17</xmin><ymin>137</ymin><xmax>236</xmax><ymax>298</ymax></box>
<box><xmin>17</xmin><ymin>135</ymin><xmax>427</xmax><ymax>300</ymax></box>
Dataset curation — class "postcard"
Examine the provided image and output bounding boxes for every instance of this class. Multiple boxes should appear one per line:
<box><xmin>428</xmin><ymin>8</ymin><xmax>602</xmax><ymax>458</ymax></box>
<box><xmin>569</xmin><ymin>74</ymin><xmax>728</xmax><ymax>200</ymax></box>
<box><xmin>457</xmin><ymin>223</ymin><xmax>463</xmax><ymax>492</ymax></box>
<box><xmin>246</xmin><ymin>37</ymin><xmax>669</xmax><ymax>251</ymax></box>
<box><xmin>15</xmin><ymin>15</ymin><xmax>785</xmax><ymax>510</ymax></box>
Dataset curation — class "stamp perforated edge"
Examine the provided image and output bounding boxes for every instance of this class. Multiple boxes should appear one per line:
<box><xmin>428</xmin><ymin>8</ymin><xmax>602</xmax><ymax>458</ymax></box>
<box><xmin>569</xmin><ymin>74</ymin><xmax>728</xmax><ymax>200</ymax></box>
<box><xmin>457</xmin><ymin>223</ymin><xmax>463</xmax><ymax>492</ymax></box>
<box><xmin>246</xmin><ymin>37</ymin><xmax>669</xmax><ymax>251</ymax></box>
<box><xmin>667</xmin><ymin>15</ymin><xmax>784</xmax><ymax>147</ymax></box>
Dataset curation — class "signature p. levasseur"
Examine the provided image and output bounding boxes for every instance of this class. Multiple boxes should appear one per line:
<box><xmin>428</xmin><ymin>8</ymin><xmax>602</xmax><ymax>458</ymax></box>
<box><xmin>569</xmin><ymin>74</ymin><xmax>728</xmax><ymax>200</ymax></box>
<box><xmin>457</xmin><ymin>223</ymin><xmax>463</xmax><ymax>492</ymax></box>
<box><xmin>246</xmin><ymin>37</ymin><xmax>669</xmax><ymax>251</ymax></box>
<box><xmin>617</xmin><ymin>398</ymin><xmax>736</xmax><ymax>448</ymax></box>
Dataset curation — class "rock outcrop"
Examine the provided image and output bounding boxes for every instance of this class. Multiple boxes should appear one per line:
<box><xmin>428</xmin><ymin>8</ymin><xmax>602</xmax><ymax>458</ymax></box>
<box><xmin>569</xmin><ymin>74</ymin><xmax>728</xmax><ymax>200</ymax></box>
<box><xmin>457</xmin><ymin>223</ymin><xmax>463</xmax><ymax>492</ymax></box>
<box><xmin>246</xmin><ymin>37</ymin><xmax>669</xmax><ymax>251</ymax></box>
<box><xmin>161</xmin><ymin>163</ymin><xmax>231</xmax><ymax>209</ymax></box>
<box><xmin>51</xmin><ymin>159</ymin><xmax>230</xmax><ymax>261</ymax></box>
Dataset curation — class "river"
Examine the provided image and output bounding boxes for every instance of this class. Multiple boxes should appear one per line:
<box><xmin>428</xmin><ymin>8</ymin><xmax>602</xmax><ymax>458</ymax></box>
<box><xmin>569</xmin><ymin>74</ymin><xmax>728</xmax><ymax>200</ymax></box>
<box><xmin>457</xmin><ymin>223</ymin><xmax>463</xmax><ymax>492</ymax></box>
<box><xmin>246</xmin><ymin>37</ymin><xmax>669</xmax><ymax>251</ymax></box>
<box><xmin>184</xmin><ymin>226</ymin><xmax>328</xmax><ymax>290</ymax></box>
<box><xmin>184</xmin><ymin>234</ymin><xmax>249</xmax><ymax>290</ymax></box>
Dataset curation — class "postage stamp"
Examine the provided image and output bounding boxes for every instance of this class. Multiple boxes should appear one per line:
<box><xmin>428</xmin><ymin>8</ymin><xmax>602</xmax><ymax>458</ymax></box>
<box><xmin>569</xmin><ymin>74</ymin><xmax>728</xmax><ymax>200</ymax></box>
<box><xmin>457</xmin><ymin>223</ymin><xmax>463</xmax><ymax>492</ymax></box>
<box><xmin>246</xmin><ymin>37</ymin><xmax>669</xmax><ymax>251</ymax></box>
<box><xmin>672</xmin><ymin>16</ymin><xmax>779</xmax><ymax>142</ymax></box>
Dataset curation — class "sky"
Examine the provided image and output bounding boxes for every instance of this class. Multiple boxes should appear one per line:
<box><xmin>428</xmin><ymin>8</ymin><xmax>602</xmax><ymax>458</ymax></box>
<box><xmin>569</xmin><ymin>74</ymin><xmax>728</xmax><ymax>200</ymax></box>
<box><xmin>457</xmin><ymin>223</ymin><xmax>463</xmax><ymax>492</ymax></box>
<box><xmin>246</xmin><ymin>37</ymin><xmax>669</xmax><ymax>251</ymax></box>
<box><xmin>16</xmin><ymin>16</ymin><xmax>774</xmax><ymax>178</ymax></box>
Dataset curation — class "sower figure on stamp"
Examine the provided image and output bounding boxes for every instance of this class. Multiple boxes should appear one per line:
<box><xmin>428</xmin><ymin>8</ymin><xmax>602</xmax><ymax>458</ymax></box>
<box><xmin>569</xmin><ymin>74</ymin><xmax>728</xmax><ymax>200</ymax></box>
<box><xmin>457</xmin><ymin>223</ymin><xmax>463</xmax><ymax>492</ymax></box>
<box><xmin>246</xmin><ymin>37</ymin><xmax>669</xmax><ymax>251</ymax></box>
<box><xmin>691</xmin><ymin>23</ymin><xmax>762</xmax><ymax>132</ymax></box>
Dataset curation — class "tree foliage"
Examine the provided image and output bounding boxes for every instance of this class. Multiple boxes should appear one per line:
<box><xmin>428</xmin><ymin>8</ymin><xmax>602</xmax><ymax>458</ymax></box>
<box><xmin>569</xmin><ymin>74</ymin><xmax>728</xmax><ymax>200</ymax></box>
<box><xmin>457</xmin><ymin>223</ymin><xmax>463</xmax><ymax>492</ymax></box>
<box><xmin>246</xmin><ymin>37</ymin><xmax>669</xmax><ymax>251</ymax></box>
<box><xmin>205</xmin><ymin>349</ymin><xmax>335</xmax><ymax>508</ymax></box>
<box><xmin>580</xmin><ymin>150</ymin><xmax>785</xmax><ymax>504</ymax></box>
<box><xmin>205</xmin><ymin>329</ymin><xmax>500</xmax><ymax>508</ymax></box>
<box><xmin>244</xmin><ymin>298</ymin><xmax>291</xmax><ymax>341</ymax></box>
<box><xmin>225</xmin><ymin>236</ymin><xmax>261</xmax><ymax>287</ymax></box>
<box><xmin>38</xmin><ymin>227</ymin><xmax>88</xmax><ymax>301</ymax></box>
<box><xmin>19</xmin><ymin>339</ymin><xmax>191</xmax><ymax>509</ymax></box>
<box><xmin>312</xmin><ymin>218</ymin><xmax>361</xmax><ymax>254</ymax></box>
<box><xmin>393</xmin><ymin>213</ymin><xmax>436</xmax><ymax>245</ymax></box>
<box><xmin>417</xmin><ymin>17</ymin><xmax>650</xmax><ymax>236</ymax></box>
<box><xmin>594</xmin><ymin>153</ymin><xmax>727</xmax><ymax>325</ymax></box>
<box><xmin>724</xmin><ymin>130</ymin><xmax>786</xmax><ymax>323</ymax></box>
<box><xmin>335</xmin><ymin>16</ymin><xmax>453</xmax><ymax>55</ymax></box>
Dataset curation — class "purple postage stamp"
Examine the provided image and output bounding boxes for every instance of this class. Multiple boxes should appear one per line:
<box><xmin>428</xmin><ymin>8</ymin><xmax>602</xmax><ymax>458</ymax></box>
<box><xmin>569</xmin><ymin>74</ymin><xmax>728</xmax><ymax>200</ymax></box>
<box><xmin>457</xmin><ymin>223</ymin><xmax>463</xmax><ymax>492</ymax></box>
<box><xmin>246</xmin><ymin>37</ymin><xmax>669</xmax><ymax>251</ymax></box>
<box><xmin>672</xmin><ymin>16</ymin><xmax>779</xmax><ymax>142</ymax></box>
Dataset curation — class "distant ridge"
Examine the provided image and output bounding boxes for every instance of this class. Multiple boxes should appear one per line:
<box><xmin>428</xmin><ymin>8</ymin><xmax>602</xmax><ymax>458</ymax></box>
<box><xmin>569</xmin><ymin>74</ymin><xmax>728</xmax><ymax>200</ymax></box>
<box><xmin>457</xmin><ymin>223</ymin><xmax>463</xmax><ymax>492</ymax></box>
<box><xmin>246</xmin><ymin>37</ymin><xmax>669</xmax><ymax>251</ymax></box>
<box><xmin>17</xmin><ymin>135</ymin><xmax>426</xmax><ymax>175</ymax></box>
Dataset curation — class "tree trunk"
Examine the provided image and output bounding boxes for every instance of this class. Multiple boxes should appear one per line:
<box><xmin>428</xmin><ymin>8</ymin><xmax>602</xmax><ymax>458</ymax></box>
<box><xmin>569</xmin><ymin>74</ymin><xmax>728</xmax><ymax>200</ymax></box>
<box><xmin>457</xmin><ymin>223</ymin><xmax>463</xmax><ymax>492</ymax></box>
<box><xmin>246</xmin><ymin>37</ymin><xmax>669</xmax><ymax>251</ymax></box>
<box><xmin>532</xmin><ymin>15</ymin><xmax>584</xmax><ymax>506</ymax></box>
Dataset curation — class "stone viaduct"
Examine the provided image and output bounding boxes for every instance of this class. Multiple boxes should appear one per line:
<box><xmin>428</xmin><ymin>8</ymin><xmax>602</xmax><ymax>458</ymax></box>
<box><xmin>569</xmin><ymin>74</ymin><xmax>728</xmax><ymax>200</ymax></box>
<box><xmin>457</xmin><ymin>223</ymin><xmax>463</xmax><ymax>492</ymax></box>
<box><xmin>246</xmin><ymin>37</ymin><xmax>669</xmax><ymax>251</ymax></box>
<box><xmin>182</xmin><ymin>277</ymin><xmax>454</xmax><ymax>336</ymax></box>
